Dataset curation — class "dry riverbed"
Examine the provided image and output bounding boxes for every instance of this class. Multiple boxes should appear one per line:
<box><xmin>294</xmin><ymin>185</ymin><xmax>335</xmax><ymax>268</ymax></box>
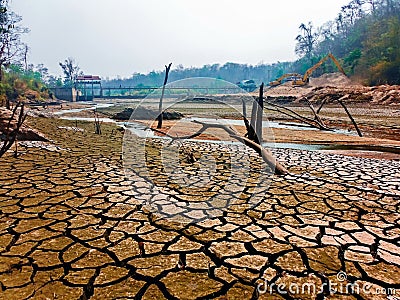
<box><xmin>0</xmin><ymin>103</ymin><xmax>400</xmax><ymax>299</ymax></box>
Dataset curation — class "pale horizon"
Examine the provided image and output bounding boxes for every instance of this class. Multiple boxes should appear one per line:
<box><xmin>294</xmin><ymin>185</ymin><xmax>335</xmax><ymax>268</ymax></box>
<box><xmin>11</xmin><ymin>0</ymin><xmax>350</xmax><ymax>79</ymax></box>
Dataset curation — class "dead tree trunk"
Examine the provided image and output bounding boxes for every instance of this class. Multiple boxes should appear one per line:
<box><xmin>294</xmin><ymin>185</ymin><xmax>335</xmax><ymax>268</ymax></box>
<box><xmin>247</xmin><ymin>84</ymin><xmax>264</xmax><ymax>143</ymax></box>
<box><xmin>94</xmin><ymin>110</ymin><xmax>102</xmax><ymax>135</ymax></box>
<box><xmin>249</xmin><ymin>96</ymin><xmax>258</xmax><ymax>142</ymax></box>
<box><xmin>157</xmin><ymin>63</ymin><xmax>172</xmax><ymax>129</ymax></box>
<box><xmin>255</xmin><ymin>83</ymin><xmax>264</xmax><ymax>144</ymax></box>
<box><xmin>241</xmin><ymin>99</ymin><xmax>251</xmax><ymax>136</ymax></box>
<box><xmin>337</xmin><ymin>99</ymin><xmax>362</xmax><ymax>137</ymax></box>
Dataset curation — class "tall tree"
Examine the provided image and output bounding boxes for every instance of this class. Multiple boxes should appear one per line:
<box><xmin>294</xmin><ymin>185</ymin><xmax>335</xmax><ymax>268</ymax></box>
<box><xmin>0</xmin><ymin>0</ymin><xmax>27</xmax><ymax>83</ymax></box>
<box><xmin>295</xmin><ymin>22</ymin><xmax>320</xmax><ymax>62</ymax></box>
<box><xmin>59</xmin><ymin>57</ymin><xmax>82</xmax><ymax>87</ymax></box>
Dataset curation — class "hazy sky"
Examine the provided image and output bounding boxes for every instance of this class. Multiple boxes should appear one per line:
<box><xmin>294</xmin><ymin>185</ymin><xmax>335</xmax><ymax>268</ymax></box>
<box><xmin>11</xmin><ymin>0</ymin><xmax>350</xmax><ymax>79</ymax></box>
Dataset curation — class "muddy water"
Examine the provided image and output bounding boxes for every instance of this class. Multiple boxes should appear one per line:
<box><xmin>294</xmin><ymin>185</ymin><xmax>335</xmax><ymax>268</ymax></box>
<box><xmin>323</xmin><ymin>144</ymin><xmax>400</xmax><ymax>154</ymax></box>
<box><xmin>54</xmin><ymin>103</ymin><xmax>115</xmax><ymax>115</ymax></box>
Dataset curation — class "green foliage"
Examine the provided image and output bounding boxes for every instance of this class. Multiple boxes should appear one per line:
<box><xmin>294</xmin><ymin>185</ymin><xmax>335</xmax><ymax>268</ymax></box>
<box><xmin>344</xmin><ymin>49</ymin><xmax>362</xmax><ymax>74</ymax></box>
<box><xmin>59</xmin><ymin>57</ymin><xmax>82</xmax><ymax>87</ymax></box>
<box><xmin>0</xmin><ymin>64</ymin><xmax>49</xmax><ymax>105</ymax></box>
<box><xmin>357</xmin><ymin>16</ymin><xmax>400</xmax><ymax>85</ymax></box>
<box><xmin>295</xmin><ymin>22</ymin><xmax>320</xmax><ymax>62</ymax></box>
<box><xmin>0</xmin><ymin>0</ymin><xmax>27</xmax><ymax>79</ymax></box>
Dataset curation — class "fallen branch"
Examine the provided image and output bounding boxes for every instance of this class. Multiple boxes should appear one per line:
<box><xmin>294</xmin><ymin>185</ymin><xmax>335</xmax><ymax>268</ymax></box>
<box><xmin>148</xmin><ymin>120</ymin><xmax>288</xmax><ymax>175</ymax></box>
<box><xmin>14</xmin><ymin>137</ymin><xmax>18</xmax><ymax>158</ymax></box>
<box><xmin>230</xmin><ymin>134</ymin><xmax>288</xmax><ymax>175</ymax></box>
<box><xmin>149</xmin><ymin>121</ymin><xmax>208</xmax><ymax>140</ymax></box>
<box><xmin>304</xmin><ymin>94</ymin><xmax>362</xmax><ymax>136</ymax></box>
<box><xmin>0</xmin><ymin>102</ymin><xmax>27</xmax><ymax>158</ymax></box>
<box><xmin>303</xmin><ymin>97</ymin><xmax>328</xmax><ymax>129</ymax></box>
<box><xmin>264</xmin><ymin>100</ymin><xmax>330</xmax><ymax>130</ymax></box>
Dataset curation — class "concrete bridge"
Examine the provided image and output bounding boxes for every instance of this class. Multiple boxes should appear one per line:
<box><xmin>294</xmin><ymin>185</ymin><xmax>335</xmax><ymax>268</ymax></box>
<box><xmin>50</xmin><ymin>86</ymin><xmax>246</xmax><ymax>101</ymax></box>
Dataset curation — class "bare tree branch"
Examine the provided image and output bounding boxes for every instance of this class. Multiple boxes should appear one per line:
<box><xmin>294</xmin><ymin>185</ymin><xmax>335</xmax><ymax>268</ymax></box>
<box><xmin>303</xmin><ymin>97</ymin><xmax>328</xmax><ymax>129</ymax></box>
<box><xmin>0</xmin><ymin>101</ymin><xmax>26</xmax><ymax>157</ymax></box>
<box><xmin>264</xmin><ymin>99</ymin><xmax>331</xmax><ymax>130</ymax></box>
<box><xmin>316</xmin><ymin>98</ymin><xmax>328</xmax><ymax>114</ymax></box>
<box><xmin>337</xmin><ymin>98</ymin><xmax>363</xmax><ymax>137</ymax></box>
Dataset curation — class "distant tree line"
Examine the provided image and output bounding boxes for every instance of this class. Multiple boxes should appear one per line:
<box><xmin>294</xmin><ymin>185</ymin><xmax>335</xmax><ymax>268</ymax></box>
<box><xmin>102</xmin><ymin>62</ymin><xmax>295</xmax><ymax>89</ymax></box>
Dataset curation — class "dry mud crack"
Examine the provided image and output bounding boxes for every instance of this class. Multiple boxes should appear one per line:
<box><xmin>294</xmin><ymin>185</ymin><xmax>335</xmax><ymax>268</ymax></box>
<box><xmin>0</xmin><ymin>118</ymin><xmax>399</xmax><ymax>299</ymax></box>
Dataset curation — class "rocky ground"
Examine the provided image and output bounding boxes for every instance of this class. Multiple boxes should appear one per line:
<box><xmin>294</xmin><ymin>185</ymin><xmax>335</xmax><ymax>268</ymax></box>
<box><xmin>0</xmin><ymin>115</ymin><xmax>400</xmax><ymax>299</ymax></box>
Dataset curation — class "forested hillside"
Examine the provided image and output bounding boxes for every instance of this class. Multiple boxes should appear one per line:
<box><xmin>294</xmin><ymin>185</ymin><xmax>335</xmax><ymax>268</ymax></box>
<box><xmin>0</xmin><ymin>0</ymin><xmax>49</xmax><ymax>107</ymax></box>
<box><xmin>294</xmin><ymin>0</ymin><xmax>400</xmax><ymax>85</ymax></box>
<box><xmin>0</xmin><ymin>65</ymin><xmax>49</xmax><ymax>108</ymax></box>
<box><xmin>104</xmin><ymin>0</ymin><xmax>400</xmax><ymax>88</ymax></box>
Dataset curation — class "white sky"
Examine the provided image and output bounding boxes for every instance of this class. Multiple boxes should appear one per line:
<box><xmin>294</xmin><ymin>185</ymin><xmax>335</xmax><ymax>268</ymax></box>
<box><xmin>11</xmin><ymin>0</ymin><xmax>350</xmax><ymax>79</ymax></box>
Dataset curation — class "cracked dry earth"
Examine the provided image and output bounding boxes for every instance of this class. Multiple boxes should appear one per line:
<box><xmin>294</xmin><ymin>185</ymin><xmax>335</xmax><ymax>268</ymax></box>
<box><xmin>1</xmin><ymin>117</ymin><xmax>400</xmax><ymax>300</ymax></box>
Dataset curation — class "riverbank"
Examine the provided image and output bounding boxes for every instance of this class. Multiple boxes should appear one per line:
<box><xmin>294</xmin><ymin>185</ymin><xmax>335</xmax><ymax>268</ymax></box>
<box><xmin>26</xmin><ymin>100</ymin><xmax>400</xmax><ymax>160</ymax></box>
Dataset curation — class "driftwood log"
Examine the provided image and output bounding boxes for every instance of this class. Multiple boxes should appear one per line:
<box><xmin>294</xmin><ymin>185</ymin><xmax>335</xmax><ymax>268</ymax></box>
<box><xmin>150</xmin><ymin>120</ymin><xmax>288</xmax><ymax>175</ymax></box>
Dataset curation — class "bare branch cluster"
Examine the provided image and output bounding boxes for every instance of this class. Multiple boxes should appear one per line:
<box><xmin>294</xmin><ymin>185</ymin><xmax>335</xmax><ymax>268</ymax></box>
<box><xmin>0</xmin><ymin>101</ymin><xmax>26</xmax><ymax>158</ymax></box>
